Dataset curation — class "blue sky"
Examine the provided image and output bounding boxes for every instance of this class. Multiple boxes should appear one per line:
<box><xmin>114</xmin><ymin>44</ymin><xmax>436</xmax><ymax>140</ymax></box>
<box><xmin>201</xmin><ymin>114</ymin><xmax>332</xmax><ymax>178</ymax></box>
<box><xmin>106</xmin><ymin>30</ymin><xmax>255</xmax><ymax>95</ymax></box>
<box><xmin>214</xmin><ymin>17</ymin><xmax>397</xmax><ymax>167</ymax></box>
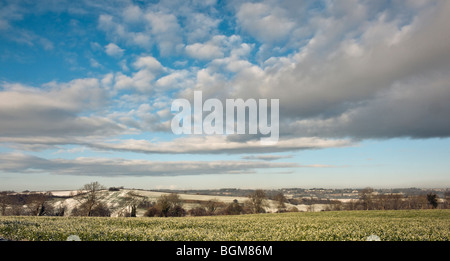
<box><xmin>1</xmin><ymin>0</ymin><xmax>449</xmax><ymax>191</ymax></box>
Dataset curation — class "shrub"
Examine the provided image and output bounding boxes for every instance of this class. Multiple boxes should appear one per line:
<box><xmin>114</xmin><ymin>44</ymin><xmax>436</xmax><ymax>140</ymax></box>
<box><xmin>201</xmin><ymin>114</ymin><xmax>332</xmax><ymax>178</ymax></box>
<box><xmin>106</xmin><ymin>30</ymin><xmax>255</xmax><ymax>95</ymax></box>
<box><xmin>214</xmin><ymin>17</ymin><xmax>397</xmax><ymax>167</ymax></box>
<box><xmin>144</xmin><ymin>206</ymin><xmax>161</xmax><ymax>217</ymax></box>
<box><xmin>168</xmin><ymin>205</ymin><xmax>186</xmax><ymax>217</ymax></box>
<box><xmin>188</xmin><ymin>207</ymin><xmax>208</xmax><ymax>216</ymax></box>
<box><xmin>219</xmin><ymin>201</ymin><xmax>244</xmax><ymax>215</ymax></box>
<box><xmin>287</xmin><ymin>206</ymin><xmax>299</xmax><ymax>212</ymax></box>
<box><xmin>144</xmin><ymin>194</ymin><xmax>186</xmax><ymax>217</ymax></box>
<box><xmin>71</xmin><ymin>201</ymin><xmax>111</xmax><ymax>217</ymax></box>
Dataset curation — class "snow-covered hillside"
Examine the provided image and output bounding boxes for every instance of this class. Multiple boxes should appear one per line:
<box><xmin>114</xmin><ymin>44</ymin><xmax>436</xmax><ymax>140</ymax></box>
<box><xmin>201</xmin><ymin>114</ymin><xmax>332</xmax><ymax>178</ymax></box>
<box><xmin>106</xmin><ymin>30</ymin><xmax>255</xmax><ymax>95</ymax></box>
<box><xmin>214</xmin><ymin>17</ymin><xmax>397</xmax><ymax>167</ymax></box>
<box><xmin>47</xmin><ymin>189</ymin><xmax>326</xmax><ymax>217</ymax></box>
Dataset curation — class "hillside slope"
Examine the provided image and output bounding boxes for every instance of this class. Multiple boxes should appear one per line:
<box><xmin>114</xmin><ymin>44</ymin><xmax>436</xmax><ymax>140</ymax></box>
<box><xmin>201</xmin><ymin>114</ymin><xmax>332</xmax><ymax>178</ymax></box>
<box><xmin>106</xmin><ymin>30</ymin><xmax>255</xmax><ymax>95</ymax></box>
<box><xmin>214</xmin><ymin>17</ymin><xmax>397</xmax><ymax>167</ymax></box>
<box><xmin>48</xmin><ymin>189</ymin><xmax>326</xmax><ymax>217</ymax></box>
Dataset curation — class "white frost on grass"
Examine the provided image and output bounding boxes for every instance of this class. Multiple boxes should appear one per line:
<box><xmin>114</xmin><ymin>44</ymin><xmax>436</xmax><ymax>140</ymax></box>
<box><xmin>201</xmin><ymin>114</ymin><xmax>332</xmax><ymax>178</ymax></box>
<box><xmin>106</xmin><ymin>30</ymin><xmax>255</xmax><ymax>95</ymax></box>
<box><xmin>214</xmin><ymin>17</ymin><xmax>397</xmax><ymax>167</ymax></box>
<box><xmin>366</xmin><ymin>235</ymin><xmax>381</xmax><ymax>241</ymax></box>
<box><xmin>66</xmin><ymin>235</ymin><xmax>81</xmax><ymax>241</ymax></box>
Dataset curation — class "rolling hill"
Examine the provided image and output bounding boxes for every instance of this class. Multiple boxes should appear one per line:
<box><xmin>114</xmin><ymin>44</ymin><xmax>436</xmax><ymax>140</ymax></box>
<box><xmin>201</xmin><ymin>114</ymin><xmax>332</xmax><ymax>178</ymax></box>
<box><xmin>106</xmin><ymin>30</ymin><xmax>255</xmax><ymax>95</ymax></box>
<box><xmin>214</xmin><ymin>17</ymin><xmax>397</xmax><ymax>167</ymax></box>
<box><xmin>47</xmin><ymin>188</ymin><xmax>327</xmax><ymax>217</ymax></box>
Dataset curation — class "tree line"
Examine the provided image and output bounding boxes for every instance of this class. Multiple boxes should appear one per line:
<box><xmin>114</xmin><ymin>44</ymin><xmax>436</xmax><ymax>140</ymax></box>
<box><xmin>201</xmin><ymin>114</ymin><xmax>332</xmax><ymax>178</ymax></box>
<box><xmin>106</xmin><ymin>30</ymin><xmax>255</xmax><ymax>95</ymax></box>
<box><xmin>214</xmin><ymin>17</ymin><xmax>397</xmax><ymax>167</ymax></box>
<box><xmin>1</xmin><ymin>183</ymin><xmax>448</xmax><ymax>217</ymax></box>
<box><xmin>143</xmin><ymin>189</ymin><xmax>295</xmax><ymax>217</ymax></box>
<box><xmin>324</xmin><ymin>187</ymin><xmax>449</xmax><ymax>211</ymax></box>
<box><xmin>0</xmin><ymin>183</ymin><xmax>288</xmax><ymax>217</ymax></box>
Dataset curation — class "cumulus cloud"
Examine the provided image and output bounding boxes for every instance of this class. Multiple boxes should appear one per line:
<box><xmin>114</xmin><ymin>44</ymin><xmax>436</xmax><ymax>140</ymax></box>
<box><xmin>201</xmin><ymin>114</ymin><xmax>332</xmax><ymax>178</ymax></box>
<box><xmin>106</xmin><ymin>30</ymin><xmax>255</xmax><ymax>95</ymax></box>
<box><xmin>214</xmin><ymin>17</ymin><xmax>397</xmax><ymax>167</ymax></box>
<box><xmin>185</xmin><ymin>41</ymin><xmax>224</xmax><ymax>60</ymax></box>
<box><xmin>287</xmin><ymin>73</ymin><xmax>450</xmax><ymax>139</ymax></box>
<box><xmin>104</xmin><ymin>43</ymin><xmax>124</xmax><ymax>57</ymax></box>
<box><xmin>2</xmin><ymin>0</ymin><xmax>450</xmax><ymax>162</ymax></box>
<box><xmin>184</xmin><ymin>12</ymin><xmax>221</xmax><ymax>43</ymax></box>
<box><xmin>98</xmin><ymin>13</ymin><xmax>151</xmax><ymax>48</ymax></box>
<box><xmin>227</xmin><ymin>0</ymin><xmax>450</xmax><ymax>140</ymax></box>
<box><xmin>133</xmin><ymin>56</ymin><xmax>163</xmax><ymax>71</ymax></box>
<box><xmin>113</xmin><ymin>55</ymin><xmax>165</xmax><ymax>93</ymax></box>
<box><xmin>0</xmin><ymin>79</ymin><xmax>126</xmax><ymax>147</ymax></box>
<box><xmin>236</xmin><ymin>2</ymin><xmax>296</xmax><ymax>43</ymax></box>
<box><xmin>144</xmin><ymin>11</ymin><xmax>183</xmax><ymax>56</ymax></box>
<box><xmin>185</xmin><ymin>35</ymin><xmax>250</xmax><ymax>62</ymax></box>
<box><xmin>122</xmin><ymin>4</ymin><xmax>143</xmax><ymax>23</ymax></box>
<box><xmin>155</xmin><ymin>70</ymin><xmax>194</xmax><ymax>91</ymax></box>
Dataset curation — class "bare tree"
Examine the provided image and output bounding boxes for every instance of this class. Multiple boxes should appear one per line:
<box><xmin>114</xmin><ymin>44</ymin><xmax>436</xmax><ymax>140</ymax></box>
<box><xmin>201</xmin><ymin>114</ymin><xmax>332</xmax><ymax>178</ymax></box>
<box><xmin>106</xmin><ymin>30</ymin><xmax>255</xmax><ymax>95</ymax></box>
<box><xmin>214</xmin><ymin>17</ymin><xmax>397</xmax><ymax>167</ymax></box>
<box><xmin>406</xmin><ymin>195</ymin><xmax>428</xmax><ymax>209</ymax></box>
<box><xmin>123</xmin><ymin>191</ymin><xmax>148</xmax><ymax>217</ymax></box>
<box><xmin>160</xmin><ymin>193</ymin><xmax>185</xmax><ymax>217</ymax></box>
<box><xmin>246</xmin><ymin>190</ymin><xmax>268</xmax><ymax>214</ymax></box>
<box><xmin>221</xmin><ymin>199</ymin><xmax>244</xmax><ymax>215</ymax></box>
<box><xmin>145</xmin><ymin>193</ymin><xmax>185</xmax><ymax>217</ymax></box>
<box><xmin>389</xmin><ymin>194</ymin><xmax>404</xmax><ymax>210</ymax></box>
<box><xmin>204</xmin><ymin>199</ymin><xmax>224</xmax><ymax>215</ymax></box>
<box><xmin>274</xmin><ymin>192</ymin><xmax>287</xmax><ymax>212</ymax></box>
<box><xmin>328</xmin><ymin>200</ymin><xmax>343</xmax><ymax>211</ymax></box>
<box><xmin>359</xmin><ymin>187</ymin><xmax>374</xmax><ymax>210</ymax></box>
<box><xmin>188</xmin><ymin>206</ymin><xmax>208</xmax><ymax>216</ymax></box>
<box><xmin>75</xmin><ymin>181</ymin><xmax>106</xmax><ymax>216</ymax></box>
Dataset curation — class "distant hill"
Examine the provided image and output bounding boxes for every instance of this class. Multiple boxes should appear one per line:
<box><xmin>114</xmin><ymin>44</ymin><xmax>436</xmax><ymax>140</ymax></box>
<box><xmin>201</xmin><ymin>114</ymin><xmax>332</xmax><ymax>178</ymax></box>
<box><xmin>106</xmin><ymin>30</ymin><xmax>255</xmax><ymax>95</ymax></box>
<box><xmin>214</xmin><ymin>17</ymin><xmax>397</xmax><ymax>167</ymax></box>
<box><xmin>46</xmin><ymin>188</ymin><xmax>327</xmax><ymax>217</ymax></box>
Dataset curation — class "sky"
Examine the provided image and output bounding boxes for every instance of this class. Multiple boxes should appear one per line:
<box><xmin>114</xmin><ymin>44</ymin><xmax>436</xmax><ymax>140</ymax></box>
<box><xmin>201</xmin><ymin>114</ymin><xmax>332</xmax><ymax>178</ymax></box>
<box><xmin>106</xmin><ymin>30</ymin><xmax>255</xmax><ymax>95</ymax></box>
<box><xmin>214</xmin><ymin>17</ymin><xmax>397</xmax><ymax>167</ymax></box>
<box><xmin>0</xmin><ymin>0</ymin><xmax>449</xmax><ymax>191</ymax></box>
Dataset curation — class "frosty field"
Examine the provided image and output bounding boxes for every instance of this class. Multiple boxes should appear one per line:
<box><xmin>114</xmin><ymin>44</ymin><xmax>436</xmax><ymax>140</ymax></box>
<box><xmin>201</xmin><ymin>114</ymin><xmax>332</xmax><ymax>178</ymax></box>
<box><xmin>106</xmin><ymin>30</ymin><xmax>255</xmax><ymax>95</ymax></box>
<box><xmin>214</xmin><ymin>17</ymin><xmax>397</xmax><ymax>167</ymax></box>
<box><xmin>0</xmin><ymin>210</ymin><xmax>448</xmax><ymax>241</ymax></box>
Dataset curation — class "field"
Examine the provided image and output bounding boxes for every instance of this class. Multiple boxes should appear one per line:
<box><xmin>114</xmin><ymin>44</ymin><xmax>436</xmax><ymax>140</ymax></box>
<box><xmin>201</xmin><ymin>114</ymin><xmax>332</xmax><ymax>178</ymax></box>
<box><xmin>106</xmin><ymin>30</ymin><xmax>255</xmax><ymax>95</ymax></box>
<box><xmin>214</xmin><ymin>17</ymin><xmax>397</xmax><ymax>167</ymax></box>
<box><xmin>0</xmin><ymin>210</ymin><xmax>449</xmax><ymax>241</ymax></box>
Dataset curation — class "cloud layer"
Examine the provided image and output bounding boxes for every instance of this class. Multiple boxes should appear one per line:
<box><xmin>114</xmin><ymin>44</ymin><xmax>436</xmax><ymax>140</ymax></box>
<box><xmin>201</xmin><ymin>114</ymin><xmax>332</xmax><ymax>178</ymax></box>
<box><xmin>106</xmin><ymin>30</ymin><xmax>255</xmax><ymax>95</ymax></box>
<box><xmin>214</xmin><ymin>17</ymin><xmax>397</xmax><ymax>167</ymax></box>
<box><xmin>92</xmin><ymin>136</ymin><xmax>354</xmax><ymax>154</ymax></box>
<box><xmin>1</xmin><ymin>0</ymin><xmax>450</xmax><ymax>179</ymax></box>
<box><xmin>0</xmin><ymin>152</ymin><xmax>304</xmax><ymax>177</ymax></box>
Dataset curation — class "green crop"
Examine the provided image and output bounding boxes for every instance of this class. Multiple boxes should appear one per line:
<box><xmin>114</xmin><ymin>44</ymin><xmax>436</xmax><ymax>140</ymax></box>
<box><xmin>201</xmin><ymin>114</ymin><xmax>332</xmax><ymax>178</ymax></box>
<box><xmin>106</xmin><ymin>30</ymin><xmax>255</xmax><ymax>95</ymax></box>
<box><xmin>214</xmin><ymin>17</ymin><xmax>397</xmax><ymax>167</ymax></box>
<box><xmin>0</xmin><ymin>210</ymin><xmax>448</xmax><ymax>241</ymax></box>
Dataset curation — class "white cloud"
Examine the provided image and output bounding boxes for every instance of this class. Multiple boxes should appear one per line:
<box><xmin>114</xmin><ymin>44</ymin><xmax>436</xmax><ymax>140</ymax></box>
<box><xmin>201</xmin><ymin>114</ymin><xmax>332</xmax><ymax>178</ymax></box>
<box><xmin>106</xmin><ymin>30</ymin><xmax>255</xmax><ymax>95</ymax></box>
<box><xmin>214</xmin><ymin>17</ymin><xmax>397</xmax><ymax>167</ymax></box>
<box><xmin>114</xmin><ymin>71</ymin><xmax>154</xmax><ymax>93</ymax></box>
<box><xmin>133</xmin><ymin>56</ymin><xmax>163</xmax><ymax>71</ymax></box>
<box><xmin>144</xmin><ymin>11</ymin><xmax>183</xmax><ymax>55</ymax></box>
<box><xmin>90</xmin><ymin>58</ymin><xmax>102</xmax><ymax>68</ymax></box>
<box><xmin>236</xmin><ymin>2</ymin><xmax>295</xmax><ymax>43</ymax></box>
<box><xmin>91</xmin><ymin>135</ymin><xmax>354</xmax><ymax>155</ymax></box>
<box><xmin>155</xmin><ymin>70</ymin><xmax>194</xmax><ymax>91</ymax></box>
<box><xmin>223</xmin><ymin>0</ymin><xmax>450</xmax><ymax>140</ymax></box>
<box><xmin>185</xmin><ymin>41</ymin><xmax>224</xmax><ymax>60</ymax></box>
<box><xmin>241</xmin><ymin>155</ymin><xmax>293</xmax><ymax>161</ymax></box>
<box><xmin>185</xmin><ymin>34</ymin><xmax>251</xmax><ymax>61</ymax></box>
<box><xmin>3</xmin><ymin>0</ymin><xmax>450</xmax><ymax>160</ymax></box>
<box><xmin>98</xmin><ymin>14</ymin><xmax>151</xmax><ymax>49</ymax></box>
<box><xmin>113</xmin><ymin>56</ymin><xmax>165</xmax><ymax>93</ymax></box>
<box><xmin>105</xmin><ymin>43</ymin><xmax>124</xmax><ymax>57</ymax></box>
<box><xmin>123</xmin><ymin>5</ymin><xmax>143</xmax><ymax>23</ymax></box>
<box><xmin>184</xmin><ymin>12</ymin><xmax>221</xmax><ymax>43</ymax></box>
<box><xmin>99</xmin><ymin>0</ymin><xmax>450</xmax><ymax>141</ymax></box>
<box><xmin>0</xmin><ymin>152</ymin><xmax>330</xmax><ymax>177</ymax></box>
<box><xmin>0</xmin><ymin>79</ymin><xmax>126</xmax><ymax>145</ymax></box>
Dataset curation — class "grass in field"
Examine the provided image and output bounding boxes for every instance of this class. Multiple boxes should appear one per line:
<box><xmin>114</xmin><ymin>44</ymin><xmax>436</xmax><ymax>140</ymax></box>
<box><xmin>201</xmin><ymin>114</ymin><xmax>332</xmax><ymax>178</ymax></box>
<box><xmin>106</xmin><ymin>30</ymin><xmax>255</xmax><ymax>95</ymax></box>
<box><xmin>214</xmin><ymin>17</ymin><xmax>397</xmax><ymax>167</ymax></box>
<box><xmin>0</xmin><ymin>210</ymin><xmax>449</xmax><ymax>241</ymax></box>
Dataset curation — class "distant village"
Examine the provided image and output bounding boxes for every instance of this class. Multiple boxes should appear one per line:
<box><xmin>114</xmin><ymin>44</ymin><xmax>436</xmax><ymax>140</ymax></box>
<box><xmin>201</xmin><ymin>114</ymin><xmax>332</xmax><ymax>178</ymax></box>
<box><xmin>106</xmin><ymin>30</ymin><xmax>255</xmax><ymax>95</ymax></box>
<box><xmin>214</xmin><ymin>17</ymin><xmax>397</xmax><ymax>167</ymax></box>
<box><xmin>155</xmin><ymin>187</ymin><xmax>449</xmax><ymax>201</ymax></box>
